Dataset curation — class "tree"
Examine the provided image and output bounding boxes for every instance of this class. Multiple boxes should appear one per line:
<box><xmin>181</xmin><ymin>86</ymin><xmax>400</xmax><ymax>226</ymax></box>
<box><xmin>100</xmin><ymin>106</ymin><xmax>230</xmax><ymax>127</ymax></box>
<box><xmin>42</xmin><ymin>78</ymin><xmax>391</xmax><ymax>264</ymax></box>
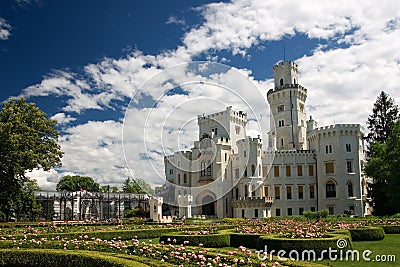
<box><xmin>0</xmin><ymin>98</ymin><xmax>63</xmax><ymax>221</ymax></box>
<box><xmin>122</xmin><ymin>177</ymin><xmax>153</xmax><ymax>194</ymax></box>
<box><xmin>365</xmin><ymin>120</ymin><xmax>400</xmax><ymax>215</ymax></box>
<box><xmin>100</xmin><ymin>185</ymin><xmax>119</xmax><ymax>193</ymax></box>
<box><xmin>56</xmin><ymin>175</ymin><xmax>100</xmax><ymax>192</ymax></box>
<box><xmin>364</xmin><ymin>92</ymin><xmax>399</xmax><ymax>215</ymax></box>
<box><xmin>14</xmin><ymin>178</ymin><xmax>42</xmax><ymax>221</ymax></box>
<box><xmin>365</xmin><ymin>91</ymin><xmax>399</xmax><ymax>149</ymax></box>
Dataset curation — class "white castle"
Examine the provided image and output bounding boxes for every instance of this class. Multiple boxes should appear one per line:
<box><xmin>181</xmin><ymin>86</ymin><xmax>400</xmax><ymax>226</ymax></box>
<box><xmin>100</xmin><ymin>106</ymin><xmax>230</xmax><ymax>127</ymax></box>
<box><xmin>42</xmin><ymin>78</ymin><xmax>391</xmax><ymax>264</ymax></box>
<box><xmin>161</xmin><ymin>61</ymin><xmax>371</xmax><ymax>219</ymax></box>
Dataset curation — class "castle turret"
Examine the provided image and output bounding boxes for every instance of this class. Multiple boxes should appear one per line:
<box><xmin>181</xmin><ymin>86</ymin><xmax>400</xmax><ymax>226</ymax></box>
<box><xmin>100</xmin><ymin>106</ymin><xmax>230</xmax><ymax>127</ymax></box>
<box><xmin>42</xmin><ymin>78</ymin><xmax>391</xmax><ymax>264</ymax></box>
<box><xmin>267</xmin><ymin>61</ymin><xmax>307</xmax><ymax>150</ymax></box>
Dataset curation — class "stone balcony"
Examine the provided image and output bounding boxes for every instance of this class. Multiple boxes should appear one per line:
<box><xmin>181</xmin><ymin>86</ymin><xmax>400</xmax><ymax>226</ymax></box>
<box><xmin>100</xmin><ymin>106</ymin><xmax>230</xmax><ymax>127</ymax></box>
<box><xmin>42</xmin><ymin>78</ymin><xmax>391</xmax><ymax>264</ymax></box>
<box><xmin>231</xmin><ymin>196</ymin><xmax>274</xmax><ymax>208</ymax></box>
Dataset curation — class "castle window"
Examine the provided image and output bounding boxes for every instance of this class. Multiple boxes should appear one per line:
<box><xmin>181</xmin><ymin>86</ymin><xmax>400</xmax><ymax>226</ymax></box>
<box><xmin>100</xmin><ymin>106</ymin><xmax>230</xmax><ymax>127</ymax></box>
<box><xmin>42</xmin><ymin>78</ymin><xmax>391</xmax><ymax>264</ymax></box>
<box><xmin>298</xmin><ymin>185</ymin><xmax>304</xmax><ymax>199</ymax></box>
<box><xmin>206</xmin><ymin>161</ymin><xmax>212</xmax><ymax>176</ymax></box>
<box><xmin>214</xmin><ymin>128</ymin><xmax>218</xmax><ymax>136</ymax></box>
<box><xmin>348</xmin><ymin>181</ymin><xmax>354</xmax><ymax>197</ymax></box>
<box><xmin>328</xmin><ymin>206</ymin><xmax>335</xmax><ymax>215</ymax></box>
<box><xmin>310</xmin><ymin>185</ymin><xmax>315</xmax><ymax>199</ymax></box>
<box><xmin>254</xmin><ymin>209</ymin><xmax>259</xmax><ymax>217</ymax></box>
<box><xmin>274</xmin><ymin>186</ymin><xmax>280</xmax><ymax>199</ymax></box>
<box><xmin>277</xmin><ymin>105</ymin><xmax>284</xmax><ymax>112</ymax></box>
<box><xmin>169</xmin><ymin>169</ymin><xmax>173</xmax><ymax>175</ymax></box>
<box><xmin>297</xmin><ymin>165</ymin><xmax>303</xmax><ymax>176</ymax></box>
<box><xmin>235</xmin><ymin>168</ymin><xmax>239</xmax><ymax>179</ymax></box>
<box><xmin>264</xmin><ymin>186</ymin><xmax>269</xmax><ymax>197</ymax></box>
<box><xmin>325</xmin><ymin>145</ymin><xmax>333</xmax><ymax>154</ymax></box>
<box><xmin>178</xmin><ymin>174</ymin><xmax>181</xmax><ymax>184</ymax></box>
<box><xmin>286</xmin><ymin>165</ymin><xmax>291</xmax><ymax>177</ymax></box>
<box><xmin>274</xmin><ymin>165</ymin><xmax>280</xmax><ymax>177</ymax></box>
<box><xmin>346</xmin><ymin>161</ymin><xmax>353</xmax><ymax>173</ymax></box>
<box><xmin>235</xmin><ymin>126</ymin><xmax>241</xmax><ymax>135</ymax></box>
<box><xmin>299</xmin><ymin>207</ymin><xmax>304</xmax><ymax>215</ymax></box>
<box><xmin>278</xmin><ymin>120</ymin><xmax>285</xmax><ymax>127</ymax></box>
<box><xmin>280</xmin><ymin>78</ymin><xmax>283</xmax><ymax>86</ymax></box>
<box><xmin>200</xmin><ymin>161</ymin><xmax>205</xmax><ymax>177</ymax></box>
<box><xmin>225</xmin><ymin>153</ymin><xmax>227</xmax><ymax>161</ymax></box>
<box><xmin>346</xmin><ymin>144</ymin><xmax>351</xmax><ymax>152</ymax></box>
<box><xmin>287</xmin><ymin>208</ymin><xmax>293</xmax><ymax>216</ymax></box>
<box><xmin>251</xmin><ymin>164</ymin><xmax>256</xmax><ymax>176</ymax></box>
<box><xmin>325</xmin><ymin>162</ymin><xmax>334</xmax><ymax>174</ymax></box>
<box><xmin>244</xmin><ymin>166</ymin><xmax>248</xmax><ymax>177</ymax></box>
<box><xmin>309</xmin><ymin>165</ymin><xmax>314</xmax><ymax>176</ymax></box>
<box><xmin>310</xmin><ymin>207</ymin><xmax>316</xmax><ymax>212</ymax></box>
<box><xmin>244</xmin><ymin>185</ymin><xmax>248</xmax><ymax>198</ymax></box>
<box><xmin>326</xmin><ymin>180</ymin><xmax>336</xmax><ymax>198</ymax></box>
<box><xmin>244</xmin><ymin>150</ymin><xmax>247</xmax><ymax>157</ymax></box>
<box><xmin>251</xmin><ymin>184</ymin><xmax>256</xmax><ymax>197</ymax></box>
<box><xmin>294</xmin><ymin>78</ymin><xmax>297</xmax><ymax>84</ymax></box>
<box><xmin>184</xmin><ymin>174</ymin><xmax>187</xmax><ymax>184</ymax></box>
<box><xmin>280</xmin><ymin>138</ymin><xmax>284</xmax><ymax>147</ymax></box>
<box><xmin>286</xmin><ymin>186</ymin><xmax>292</xmax><ymax>199</ymax></box>
<box><xmin>276</xmin><ymin>208</ymin><xmax>281</xmax><ymax>216</ymax></box>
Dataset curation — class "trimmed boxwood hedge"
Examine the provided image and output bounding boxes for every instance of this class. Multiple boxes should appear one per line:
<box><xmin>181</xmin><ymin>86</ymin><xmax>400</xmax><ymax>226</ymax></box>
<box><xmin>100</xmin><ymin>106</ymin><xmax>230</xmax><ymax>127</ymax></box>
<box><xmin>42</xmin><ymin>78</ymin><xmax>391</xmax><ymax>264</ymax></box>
<box><xmin>349</xmin><ymin>226</ymin><xmax>385</xmax><ymax>241</ymax></box>
<box><xmin>0</xmin><ymin>248</ymin><xmax>148</xmax><ymax>267</ymax></box>
<box><xmin>256</xmin><ymin>234</ymin><xmax>352</xmax><ymax>258</ymax></box>
<box><xmin>229</xmin><ymin>233</ymin><xmax>261</xmax><ymax>249</ymax></box>
<box><xmin>380</xmin><ymin>225</ymin><xmax>400</xmax><ymax>234</ymax></box>
<box><xmin>159</xmin><ymin>232</ymin><xmax>231</xmax><ymax>247</ymax></box>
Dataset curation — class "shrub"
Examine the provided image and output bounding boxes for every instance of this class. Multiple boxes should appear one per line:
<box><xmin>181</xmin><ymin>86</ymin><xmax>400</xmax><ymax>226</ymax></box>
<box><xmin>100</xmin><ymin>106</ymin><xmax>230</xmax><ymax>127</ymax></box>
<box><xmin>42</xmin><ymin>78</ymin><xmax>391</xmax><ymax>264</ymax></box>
<box><xmin>256</xmin><ymin>234</ymin><xmax>352</xmax><ymax>258</ymax></box>
<box><xmin>349</xmin><ymin>226</ymin><xmax>385</xmax><ymax>241</ymax></box>
<box><xmin>0</xmin><ymin>248</ymin><xmax>146</xmax><ymax>267</ymax></box>
<box><xmin>159</xmin><ymin>232</ymin><xmax>230</xmax><ymax>247</ymax></box>
<box><xmin>230</xmin><ymin>233</ymin><xmax>261</xmax><ymax>248</ymax></box>
<box><xmin>381</xmin><ymin>225</ymin><xmax>400</xmax><ymax>234</ymax></box>
<box><xmin>303</xmin><ymin>210</ymin><xmax>328</xmax><ymax>220</ymax></box>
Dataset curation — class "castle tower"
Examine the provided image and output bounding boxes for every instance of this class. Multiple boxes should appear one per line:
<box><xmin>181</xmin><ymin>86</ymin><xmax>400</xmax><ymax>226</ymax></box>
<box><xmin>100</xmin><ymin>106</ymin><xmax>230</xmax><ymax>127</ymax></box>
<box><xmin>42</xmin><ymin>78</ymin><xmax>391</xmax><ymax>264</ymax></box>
<box><xmin>267</xmin><ymin>61</ymin><xmax>307</xmax><ymax>150</ymax></box>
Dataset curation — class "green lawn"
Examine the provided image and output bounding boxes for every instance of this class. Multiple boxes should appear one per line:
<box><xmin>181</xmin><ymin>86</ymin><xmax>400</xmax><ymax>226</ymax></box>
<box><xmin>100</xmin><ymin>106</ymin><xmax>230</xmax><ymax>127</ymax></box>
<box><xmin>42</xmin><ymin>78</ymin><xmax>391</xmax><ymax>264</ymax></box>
<box><xmin>320</xmin><ymin>234</ymin><xmax>399</xmax><ymax>266</ymax></box>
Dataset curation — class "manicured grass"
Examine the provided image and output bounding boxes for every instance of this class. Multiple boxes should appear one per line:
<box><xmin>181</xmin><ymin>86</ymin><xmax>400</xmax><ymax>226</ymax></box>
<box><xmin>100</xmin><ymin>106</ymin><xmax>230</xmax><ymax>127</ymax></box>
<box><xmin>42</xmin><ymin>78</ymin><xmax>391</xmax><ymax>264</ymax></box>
<box><xmin>319</xmin><ymin>234</ymin><xmax>399</xmax><ymax>266</ymax></box>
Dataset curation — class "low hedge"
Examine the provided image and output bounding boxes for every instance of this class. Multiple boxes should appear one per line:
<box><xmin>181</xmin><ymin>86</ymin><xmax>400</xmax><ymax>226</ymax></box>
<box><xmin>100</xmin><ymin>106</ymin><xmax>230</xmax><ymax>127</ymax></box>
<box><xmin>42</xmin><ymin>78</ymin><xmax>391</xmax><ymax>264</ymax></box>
<box><xmin>159</xmin><ymin>232</ymin><xmax>231</xmax><ymax>247</ymax></box>
<box><xmin>0</xmin><ymin>248</ymin><xmax>148</xmax><ymax>267</ymax></box>
<box><xmin>380</xmin><ymin>225</ymin><xmax>400</xmax><ymax>234</ymax></box>
<box><xmin>229</xmin><ymin>233</ymin><xmax>261</xmax><ymax>248</ymax></box>
<box><xmin>349</xmin><ymin>226</ymin><xmax>385</xmax><ymax>241</ymax></box>
<box><xmin>256</xmin><ymin>234</ymin><xmax>352</xmax><ymax>258</ymax></box>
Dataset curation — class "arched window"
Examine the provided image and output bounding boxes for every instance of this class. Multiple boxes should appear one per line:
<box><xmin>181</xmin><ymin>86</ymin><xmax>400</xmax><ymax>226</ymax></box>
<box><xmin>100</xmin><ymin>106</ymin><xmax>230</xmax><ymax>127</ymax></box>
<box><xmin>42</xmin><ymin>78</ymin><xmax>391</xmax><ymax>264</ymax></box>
<box><xmin>280</xmin><ymin>138</ymin><xmax>284</xmax><ymax>147</ymax></box>
<box><xmin>326</xmin><ymin>180</ymin><xmax>336</xmax><ymax>198</ymax></box>
<box><xmin>280</xmin><ymin>78</ymin><xmax>283</xmax><ymax>86</ymax></box>
<box><xmin>184</xmin><ymin>174</ymin><xmax>187</xmax><ymax>184</ymax></box>
<box><xmin>244</xmin><ymin>150</ymin><xmax>247</xmax><ymax>157</ymax></box>
<box><xmin>206</xmin><ymin>161</ymin><xmax>212</xmax><ymax>176</ymax></box>
<box><xmin>347</xmin><ymin>181</ymin><xmax>354</xmax><ymax>197</ymax></box>
<box><xmin>251</xmin><ymin>164</ymin><xmax>256</xmax><ymax>176</ymax></box>
<box><xmin>244</xmin><ymin>165</ymin><xmax>248</xmax><ymax>177</ymax></box>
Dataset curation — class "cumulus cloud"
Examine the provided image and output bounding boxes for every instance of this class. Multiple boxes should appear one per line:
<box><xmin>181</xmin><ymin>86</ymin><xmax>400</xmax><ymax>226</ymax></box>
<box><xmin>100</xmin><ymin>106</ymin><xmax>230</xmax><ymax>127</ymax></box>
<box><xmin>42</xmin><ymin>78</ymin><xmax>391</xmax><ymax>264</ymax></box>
<box><xmin>0</xmin><ymin>18</ymin><xmax>12</xmax><ymax>40</ymax></box>
<box><xmin>50</xmin><ymin>112</ymin><xmax>77</xmax><ymax>125</ymax></box>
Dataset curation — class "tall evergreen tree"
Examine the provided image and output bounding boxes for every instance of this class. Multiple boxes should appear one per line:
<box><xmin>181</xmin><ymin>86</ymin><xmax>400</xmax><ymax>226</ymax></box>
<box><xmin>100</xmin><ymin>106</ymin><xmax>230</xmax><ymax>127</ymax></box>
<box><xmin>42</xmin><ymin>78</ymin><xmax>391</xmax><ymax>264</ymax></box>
<box><xmin>366</xmin><ymin>91</ymin><xmax>399</xmax><ymax>148</ymax></box>
<box><xmin>365</xmin><ymin>91</ymin><xmax>399</xmax><ymax>215</ymax></box>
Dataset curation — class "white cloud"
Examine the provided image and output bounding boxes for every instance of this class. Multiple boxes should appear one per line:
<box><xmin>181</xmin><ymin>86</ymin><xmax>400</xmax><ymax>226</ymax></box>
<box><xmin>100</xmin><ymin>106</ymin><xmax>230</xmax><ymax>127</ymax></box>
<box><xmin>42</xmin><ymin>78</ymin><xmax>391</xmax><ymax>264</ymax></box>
<box><xmin>50</xmin><ymin>112</ymin><xmax>77</xmax><ymax>125</ymax></box>
<box><xmin>166</xmin><ymin>16</ymin><xmax>186</xmax><ymax>26</ymax></box>
<box><xmin>0</xmin><ymin>18</ymin><xmax>11</xmax><ymax>40</ymax></box>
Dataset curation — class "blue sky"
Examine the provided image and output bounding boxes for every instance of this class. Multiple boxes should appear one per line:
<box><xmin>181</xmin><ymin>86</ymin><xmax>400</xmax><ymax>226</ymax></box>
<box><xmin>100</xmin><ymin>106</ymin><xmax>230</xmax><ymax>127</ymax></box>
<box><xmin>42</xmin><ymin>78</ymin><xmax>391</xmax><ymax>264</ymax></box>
<box><xmin>1</xmin><ymin>0</ymin><xmax>400</xmax><ymax>190</ymax></box>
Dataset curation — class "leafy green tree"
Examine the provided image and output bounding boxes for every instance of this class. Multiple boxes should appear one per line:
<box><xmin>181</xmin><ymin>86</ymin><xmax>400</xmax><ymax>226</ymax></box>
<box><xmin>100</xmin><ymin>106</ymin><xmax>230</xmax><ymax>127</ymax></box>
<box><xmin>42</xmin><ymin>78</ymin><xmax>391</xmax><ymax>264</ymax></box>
<box><xmin>122</xmin><ymin>177</ymin><xmax>153</xmax><ymax>194</ymax></box>
<box><xmin>100</xmin><ymin>185</ymin><xmax>119</xmax><ymax>193</ymax></box>
<box><xmin>366</xmin><ymin>91</ymin><xmax>399</xmax><ymax>149</ymax></box>
<box><xmin>56</xmin><ymin>175</ymin><xmax>100</xmax><ymax>192</ymax></box>
<box><xmin>0</xmin><ymin>98</ymin><xmax>63</xmax><ymax>221</ymax></box>
<box><xmin>365</xmin><ymin>120</ymin><xmax>400</xmax><ymax>215</ymax></box>
<box><xmin>14</xmin><ymin>178</ymin><xmax>42</xmax><ymax>221</ymax></box>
